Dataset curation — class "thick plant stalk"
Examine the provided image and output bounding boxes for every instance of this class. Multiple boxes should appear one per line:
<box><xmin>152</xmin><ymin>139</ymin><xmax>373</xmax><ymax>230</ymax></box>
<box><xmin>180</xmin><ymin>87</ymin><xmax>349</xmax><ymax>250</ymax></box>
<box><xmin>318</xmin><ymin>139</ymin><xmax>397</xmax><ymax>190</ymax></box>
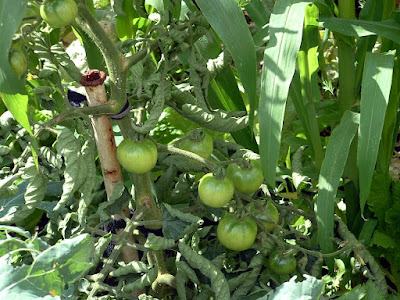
<box><xmin>80</xmin><ymin>69</ymin><xmax>139</xmax><ymax>264</ymax></box>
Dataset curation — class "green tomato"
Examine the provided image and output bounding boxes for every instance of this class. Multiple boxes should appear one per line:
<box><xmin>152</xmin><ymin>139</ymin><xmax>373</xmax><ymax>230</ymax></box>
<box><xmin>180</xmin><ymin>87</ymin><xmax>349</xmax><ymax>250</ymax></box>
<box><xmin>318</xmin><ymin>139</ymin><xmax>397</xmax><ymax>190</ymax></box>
<box><xmin>117</xmin><ymin>138</ymin><xmax>158</xmax><ymax>174</ymax></box>
<box><xmin>247</xmin><ymin>201</ymin><xmax>279</xmax><ymax>233</ymax></box>
<box><xmin>180</xmin><ymin>130</ymin><xmax>213</xmax><ymax>159</ymax></box>
<box><xmin>40</xmin><ymin>0</ymin><xmax>78</xmax><ymax>28</ymax></box>
<box><xmin>198</xmin><ymin>173</ymin><xmax>234</xmax><ymax>208</ymax></box>
<box><xmin>227</xmin><ymin>159</ymin><xmax>264</xmax><ymax>194</ymax></box>
<box><xmin>9</xmin><ymin>48</ymin><xmax>27</xmax><ymax>79</ymax></box>
<box><xmin>267</xmin><ymin>250</ymin><xmax>297</xmax><ymax>275</ymax></box>
<box><xmin>217</xmin><ymin>213</ymin><xmax>257</xmax><ymax>251</ymax></box>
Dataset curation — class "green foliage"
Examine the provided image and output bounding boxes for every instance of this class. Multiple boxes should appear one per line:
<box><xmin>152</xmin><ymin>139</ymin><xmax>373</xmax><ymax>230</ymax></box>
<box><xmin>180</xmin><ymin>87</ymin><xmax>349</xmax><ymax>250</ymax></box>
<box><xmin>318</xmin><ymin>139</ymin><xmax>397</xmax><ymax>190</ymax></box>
<box><xmin>0</xmin><ymin>233</ymin><xmax>94</xmax><ymax>298</ymax></box>
<box><xmin>1</xmin><ymin>0</ymin><xmax>400</xmax><ymax>298</ymax></box>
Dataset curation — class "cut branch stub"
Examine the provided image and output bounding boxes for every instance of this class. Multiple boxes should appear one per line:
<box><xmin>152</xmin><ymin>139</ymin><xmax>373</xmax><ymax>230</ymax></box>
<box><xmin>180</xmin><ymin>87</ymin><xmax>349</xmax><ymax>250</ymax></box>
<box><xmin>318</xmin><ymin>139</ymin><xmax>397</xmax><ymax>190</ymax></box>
<box><xmin>81</xmin><ymin>69</ymin><xmax>123</xmax><ymax>199</ymax></box>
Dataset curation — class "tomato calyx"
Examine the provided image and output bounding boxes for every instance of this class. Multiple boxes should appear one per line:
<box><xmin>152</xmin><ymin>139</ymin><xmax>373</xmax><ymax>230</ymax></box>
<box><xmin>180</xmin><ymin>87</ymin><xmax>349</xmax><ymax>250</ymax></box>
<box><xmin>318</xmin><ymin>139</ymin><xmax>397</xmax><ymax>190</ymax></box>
<box><xmin>189</xmin><ymin>128</ymin><xmax>207</xmax><ymax>143</ymax></box>
<box><xmin>237</xmin><ymin>158</ymin><xmax>252</xmax><ymax>170</ymax></box>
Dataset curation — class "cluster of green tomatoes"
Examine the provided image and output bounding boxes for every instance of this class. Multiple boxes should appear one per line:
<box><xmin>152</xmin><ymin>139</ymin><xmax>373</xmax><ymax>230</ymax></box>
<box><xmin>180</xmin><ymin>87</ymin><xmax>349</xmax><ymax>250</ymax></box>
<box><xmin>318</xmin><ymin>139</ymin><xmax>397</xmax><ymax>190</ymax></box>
<box><xmin>117</xmin><ymin>132</ymin><xmax>297</xmax><ymax>275</ymax></box>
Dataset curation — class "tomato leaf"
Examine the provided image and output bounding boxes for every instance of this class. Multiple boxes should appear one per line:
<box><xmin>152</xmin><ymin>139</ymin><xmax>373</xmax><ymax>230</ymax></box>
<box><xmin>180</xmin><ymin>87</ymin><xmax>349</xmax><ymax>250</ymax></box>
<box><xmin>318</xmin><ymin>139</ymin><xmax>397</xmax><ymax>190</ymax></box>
<box><xmin>0</xmin><ymin>234</ymin><xmax>94</xmax><ymax>298</ymax></box>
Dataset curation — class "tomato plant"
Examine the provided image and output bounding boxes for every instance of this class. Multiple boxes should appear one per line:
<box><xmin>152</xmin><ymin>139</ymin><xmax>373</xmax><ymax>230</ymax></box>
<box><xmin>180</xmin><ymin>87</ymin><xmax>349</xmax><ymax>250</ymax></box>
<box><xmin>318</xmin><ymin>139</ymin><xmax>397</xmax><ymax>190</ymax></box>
<box><xmin>267</xmin><ymin>250</ymin><xmax>297</xmax><ymax>275</ymax></box>
<box><xmin>40</xmin><ymin>0</ymin><xmax>78</xmax><ymax>28</ymax></box>
<box><xmin>217</xmin><ymin>213</ymin><xmax>257</xmax><ymax>251</ymax></box>
<box><xmin>1</xmin><ymin>0</ymin><xmax>398</xmax><ymax>298</ymax></box>
<box><xmin>8</xmin><ymin>48</ymin><xmax>27</xmax><ymax>79</ymax></box>
<box><xmin>227</xmin><ymin>159</ymin><xmax>264</xmax><ymax>194</ymax></box>
<box><xmin>198</xmin><ymin>173</ymin><xmax>234</xmax><ymax>208</ymax></box>
<box><xmin>179</xmin><ymin>129</ymin><xmax>213</xmax><ymax>159</ymax></box>
<box><xmin>117</xmin><ymin>138</ymin><xmax>158</xmax><ymax>174</ymax></box>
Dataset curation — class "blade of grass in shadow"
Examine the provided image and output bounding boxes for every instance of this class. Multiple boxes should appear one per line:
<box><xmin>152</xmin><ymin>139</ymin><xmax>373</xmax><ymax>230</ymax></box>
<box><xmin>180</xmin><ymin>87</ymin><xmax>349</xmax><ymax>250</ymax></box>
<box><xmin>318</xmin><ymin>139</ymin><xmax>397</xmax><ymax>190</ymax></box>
<box><xmin>208</xmin><ymin>68</ymin><xmax>259</xmax><ymax>152</ymax></box>
<box><xmin>358</xmin><ymin>51</ymin><xmax>395</xmax><ymax>215</ymax></box>
<box><xmin>317</xmin><ymin>111</ymin><xmax>359</xmax><ymax>267</ymax></box>
<box><xmin>195</xmin><ymin>0</ymin><xmax>257</xmax><ymax>130</ymax></box>
<box><xmin>246</xmin><ymin>0</ymin><xmax>271</xmax><ymax>28</ymax></box>
<box><xmin>320</xmin><ymin>17</ymin><xmax>400</xmax><ymax>44</ymax></box>
<box><xmin>259</xmin><ymin>0</ymin><xmax>312</xmax><ymax>186</ymax></box>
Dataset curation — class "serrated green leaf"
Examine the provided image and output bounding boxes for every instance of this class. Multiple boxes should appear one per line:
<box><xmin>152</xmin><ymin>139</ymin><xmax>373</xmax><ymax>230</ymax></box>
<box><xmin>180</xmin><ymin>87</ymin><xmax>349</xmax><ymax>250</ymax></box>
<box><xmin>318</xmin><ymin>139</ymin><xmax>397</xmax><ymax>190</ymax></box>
<box><xmin>144</xmin><ymin>233</ymin><xmax>175</xmax><ymax>250</ymax></box>
<box><xmin>369</xmin><ymin>230</ymin><xmax>396</xmax><ymax>248</ymax></box>
<box><xmin>0</xmin><ymin>158</ymin><xmax>47</xmax><ymax>224</ymax></box>
<box><xmin>178</xmin><ymin>242</ymin><xmax>230</xmax><ymax>300</ymax></box>
<box><xmin>259</xmin><ymin>0</ymin><xmax>312</xmax><ymax>186</ymax></box>
<box><xmin>53</xmin><ymin>129</ymin><xmax>85</xmax><ymax>213</ymax></box>
<box><xmin>110</xmin><ymin>261</ymin><xmax>149</xmax><ymax>277</ymax></box>
<box><xmin>122</xmin><ymin>267</ymin><xmax>158</xmax><ymax>293</ymax></box>
<box><xmin>163</xmin><ymin>203</ymin><xmax>202</xmax><ymax>224</ymax></box>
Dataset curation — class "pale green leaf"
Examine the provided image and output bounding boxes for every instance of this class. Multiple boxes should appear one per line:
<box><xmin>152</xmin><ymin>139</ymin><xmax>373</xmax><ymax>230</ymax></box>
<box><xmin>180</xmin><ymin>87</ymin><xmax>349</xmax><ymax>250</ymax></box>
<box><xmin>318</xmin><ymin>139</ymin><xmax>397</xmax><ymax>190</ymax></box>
<box><xmin>358</xmin><ymin>51</ymin><xmax>395</xmax><ymax>215</ymax></box>
<box><xmin>317</xmin><ymin>111</ymin><xmax>359</xmax><ymax>257</ymax></box>
<box><xmin>259</xmin><ymin>0</ymin><xmax>312</xmax><ymax>186</ymax></box>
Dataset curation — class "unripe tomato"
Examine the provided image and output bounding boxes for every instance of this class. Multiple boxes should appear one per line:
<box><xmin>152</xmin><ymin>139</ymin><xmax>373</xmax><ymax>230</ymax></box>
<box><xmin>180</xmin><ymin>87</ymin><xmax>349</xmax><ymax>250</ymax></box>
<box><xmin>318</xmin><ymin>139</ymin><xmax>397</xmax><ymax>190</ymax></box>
<box><xmin>40</xmin><ymin>0</ymin><xmax>78</xmax><ymax>28</ymax></box>
<box><xmin>198</xmin><ymin>173</ymin><xmax>234</xmax><ymax>208</ymax></box>
<box><xmin>9</xmin><ymin>48</ymin><xmax>27</xmax><ymax>79</ymax></box>
<box><xmin>117</xmin><ymin>138</ymin><xmax>158</xmax><ymax>174</ymax></box>
<box><xmin>217</xmin><ymin>213</ymin><xmax>257</xmax><ymax>251</ymax></box>
<box><xmin>227</xmin><ymin>159</ymin><xmax>264</xmax><ymax>194</ymax></box>
<box><xmin>267</xmin><ymin>250</ymin><xmax>297</xmax><ymax>275</ymax></box>
<box><xmin>179</xmin><ymin>129</ymin><xmax>213</xmax><ymax>159</ymax></box>
<box><xmin>247</xmin><ymin>201</ymin><xmax>279</xmax><ymax>232</ymax></box>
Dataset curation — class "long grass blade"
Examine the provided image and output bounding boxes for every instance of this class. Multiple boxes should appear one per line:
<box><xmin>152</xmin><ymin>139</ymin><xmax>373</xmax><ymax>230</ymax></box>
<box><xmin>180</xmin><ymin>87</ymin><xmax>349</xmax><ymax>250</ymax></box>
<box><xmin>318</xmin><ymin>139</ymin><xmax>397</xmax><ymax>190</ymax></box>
<box><xmin>259</xmin><ymin>0</ymin><xmax>311</xmax><ymax>186</ymax></box>
<box><xmin>358</xmin><ymin>51</ymin><xmax>395</xmax><ymax>215</ymax></box>
<box><xmin>320</xmin><ymin>17</ymin><xmax>400</xmax><ymax>43</ymax></box>
<box><xmin>195</xmin><ymin>0</ymin><xmax>257</xmax><ymax>129</ymax></box>
<box><xmin>317</xmin><ymin>111</ymin><xmax>359</xmax><ymax>262</ymax></box>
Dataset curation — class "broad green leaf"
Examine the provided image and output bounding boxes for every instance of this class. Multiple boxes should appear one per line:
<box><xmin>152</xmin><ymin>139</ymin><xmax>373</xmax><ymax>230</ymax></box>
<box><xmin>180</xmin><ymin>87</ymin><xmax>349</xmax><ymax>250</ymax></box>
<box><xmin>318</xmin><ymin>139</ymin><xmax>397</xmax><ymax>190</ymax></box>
<box><xmin>320</xmin><ymin>17</ymin><xmax>400</xmax><ymax>43</ymax></box>
<box><xmin>259</xmin><ymin>0</ymin><xmax>312</xmax><ymax>186</ymax></box>
<box><xmin>358</xmin><ymin>51</ymin><xmax>395</xmax><ymax>215</ymax></box>
<box><xmin>266</xmin><ymin>275</ymin><xmax>325</xmax><ymax>300</ymax></box>
<box><xmin>0</xmin><ymin>234</ymin><xmax>94</xmax><ymax>298</ymax></box>
<box><xmin>246</xmin><ymin>0</ymin><xmax>271</xmax><ymax>28</ymax></box>
<box><xmin>317</xmin><ymin>111</ymin><xmax>359</xmax><ymax>260</ymax></box>
<box><xmin>195</xmin><ymin>0</ymin><xmax>257</xmax><ymax>128</ymax></box>
<box><xmin>0</xmin><ymin>0</ymin><xmax>33</xmax><ymax>136</ymax></box>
